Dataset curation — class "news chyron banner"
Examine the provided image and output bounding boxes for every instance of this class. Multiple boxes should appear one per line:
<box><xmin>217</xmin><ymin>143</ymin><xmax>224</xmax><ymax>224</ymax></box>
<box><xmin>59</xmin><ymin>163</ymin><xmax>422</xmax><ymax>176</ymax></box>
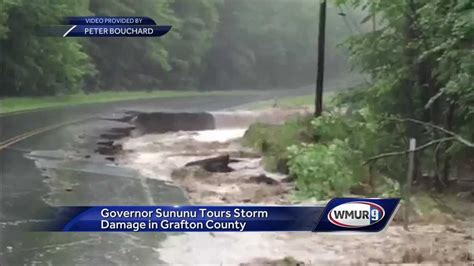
<box><xmin>41</xmin><ymin>16</ymin><xmax>171</xmax><ymax>37</ymax></box>
<box><xmin>38</xmin><ymin>198</ymin><xmax>400</xmax><ymax>233</ymax></box>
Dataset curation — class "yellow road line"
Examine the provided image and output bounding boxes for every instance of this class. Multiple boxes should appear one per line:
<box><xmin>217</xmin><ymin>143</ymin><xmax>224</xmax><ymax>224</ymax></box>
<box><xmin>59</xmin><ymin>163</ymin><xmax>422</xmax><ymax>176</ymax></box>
<box><xmin>0</xmin><ymin>117</ymin><xmax>93</xmax><ymax>151</ymax></box>
<box><xmin>0</xmin><ymin>109</ymin><xmax>42</xmax><ymax>118</ymax></box>
<box><xmin>0</xmin><ymin>125</ymin><xmax>56</xmax><ymax>146</ymax></box>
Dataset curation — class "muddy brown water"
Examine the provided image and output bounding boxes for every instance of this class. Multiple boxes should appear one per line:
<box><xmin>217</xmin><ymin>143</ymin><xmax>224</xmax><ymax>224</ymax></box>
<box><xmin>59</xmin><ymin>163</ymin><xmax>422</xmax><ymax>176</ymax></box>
<box><xmin>115</xmin><ymin>110</ymin><xmax>473</xmax><ymax>265</ymax></box>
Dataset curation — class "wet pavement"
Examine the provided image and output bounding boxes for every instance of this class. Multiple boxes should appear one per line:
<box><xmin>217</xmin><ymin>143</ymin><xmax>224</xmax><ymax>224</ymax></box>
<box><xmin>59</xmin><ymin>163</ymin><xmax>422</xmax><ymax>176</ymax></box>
<box><xmin>0</xmin><ymin>94</ymin><xmax>273</xmax><ymax>265</ymax></box>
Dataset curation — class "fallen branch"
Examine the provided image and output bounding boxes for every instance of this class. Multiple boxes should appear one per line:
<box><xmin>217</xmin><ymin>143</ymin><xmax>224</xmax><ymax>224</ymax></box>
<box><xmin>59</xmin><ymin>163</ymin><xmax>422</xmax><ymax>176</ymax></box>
<box><xmin>424</xmin><ymin>90</ymin><xmax>444</xmax><ymax>109</ymax></box>
<box><xmin>363</xmin><ymin>137</ymin><xmax>455</xmax><ymax>165</ymax></box>
<box><xmin>386</xmin><ymin>117</ymin><xmax>474</xmax><ymax>147</ymax></box>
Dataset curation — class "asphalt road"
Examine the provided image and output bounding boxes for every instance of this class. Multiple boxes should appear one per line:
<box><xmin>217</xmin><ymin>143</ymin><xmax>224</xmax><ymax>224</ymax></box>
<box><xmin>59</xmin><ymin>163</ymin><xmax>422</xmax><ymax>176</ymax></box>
<box><xmin>0</xmin><ymin>94</ymin><xmax>278</xmax><ymax>265</ymax></box>
<box><xmin>0</xmin><ymin>72</ymin><xmax>369</xmax><ymax>265</ymax></box>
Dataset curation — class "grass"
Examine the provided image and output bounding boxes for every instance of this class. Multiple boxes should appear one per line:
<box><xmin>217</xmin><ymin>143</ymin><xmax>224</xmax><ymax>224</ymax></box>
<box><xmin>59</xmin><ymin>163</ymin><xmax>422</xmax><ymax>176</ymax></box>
<box><xmin>238</xmin><ymin>92</ymin><xmax>335</xmax><ymax>110</ymax></box>
<box><xmin>0</xmin><ymin>90</ymin><xmax>255</xmax><ymax>115</ymax></box>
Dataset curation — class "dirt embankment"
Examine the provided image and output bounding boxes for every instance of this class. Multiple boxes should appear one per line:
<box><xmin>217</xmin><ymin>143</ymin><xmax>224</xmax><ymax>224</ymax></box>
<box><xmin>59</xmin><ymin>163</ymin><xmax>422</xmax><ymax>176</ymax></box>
<box><xmin>115</xmin><ymin>109</ymin><xmax>473</xmax><ymax>265</ymax></box>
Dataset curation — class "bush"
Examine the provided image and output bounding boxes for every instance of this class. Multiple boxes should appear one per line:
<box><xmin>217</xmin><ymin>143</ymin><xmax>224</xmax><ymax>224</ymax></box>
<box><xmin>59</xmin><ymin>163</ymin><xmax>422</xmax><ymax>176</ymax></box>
<box><xmin>243</xmin><ymin>108</ymin><xmax>404</xmax><ymax>200</ymax></box>
<box><xmin>287</xmin><ymin>109</ymin><xmax>404</xmax><ymax>199</ymax></box>
<box><xmin>287</xmin><ymin>139</ymin><xmax>367</xmax><ymax>199</ymax></box>
<box><xmin>242</xmin><ymin>115</ymin><xmax>314</xmax><ymax>173</ymax></box>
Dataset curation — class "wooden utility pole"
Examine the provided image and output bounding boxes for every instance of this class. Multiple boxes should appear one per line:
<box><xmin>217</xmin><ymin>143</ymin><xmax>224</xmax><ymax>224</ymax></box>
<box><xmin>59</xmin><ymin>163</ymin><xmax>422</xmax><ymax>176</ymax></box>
<box><xmin>403</xmin><ymin>138</ymin><xmax>416</xmax><ymax>231</ymax></box>
<box><xmin>315</xmin><ymin>0</ymin><xmax>327</xmax><ymax>117</ymax></box>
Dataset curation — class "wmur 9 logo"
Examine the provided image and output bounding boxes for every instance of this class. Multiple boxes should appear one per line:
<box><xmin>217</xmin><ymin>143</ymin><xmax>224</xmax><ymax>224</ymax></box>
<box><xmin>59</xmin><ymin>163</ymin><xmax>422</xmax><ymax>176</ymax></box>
<box><xmin>313</xmin><ymin>198</ymin><xmax>399</xmax><ymax>232</ymax></box>
<box><xmin>327</xmin><ymin>201</ymin><xmax>385</xmax><ymax>228</ymax></box>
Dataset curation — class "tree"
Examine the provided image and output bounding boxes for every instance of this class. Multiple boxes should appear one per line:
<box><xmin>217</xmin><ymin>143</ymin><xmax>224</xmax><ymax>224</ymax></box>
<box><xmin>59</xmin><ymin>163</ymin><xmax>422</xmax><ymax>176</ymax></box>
<box><xmin>200</xmin><ymin>0</ymin><xmax>353</xmax><ymax>90</ymax></box>
<box><xmin>337</xmin><ymin>0</ymin><xmax>474</xmax><ymax>188</ymax></box>
<box><xmin>0</xmin><ymin>0</ymin><xmax>94</xmax><ymax>96</ymax></box>
<box><xmin>85</xmin><ymin>0</ymin><xmax>177</xmax><ymax>91</ymax></box>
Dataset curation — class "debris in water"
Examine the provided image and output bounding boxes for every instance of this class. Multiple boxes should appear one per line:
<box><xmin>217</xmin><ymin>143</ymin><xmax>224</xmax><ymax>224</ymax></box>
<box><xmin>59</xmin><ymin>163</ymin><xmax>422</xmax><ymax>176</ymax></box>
<box><xmin>185</xmin><ymin>154</ymin><xmax>234</xmax><ymax>173</ymax></box>
<box><xmin>240</xmin><ymin>256</ymin><xmax>305</xmax><ymax>266</ymax></box>
<box><xmin>247</xmin><ymin>174</ymin><xmax>279</xmax><ymax>185</ymax></box>
<box><xmin>281</xmin><ymin>176</ymin><xmax>296</xmax><ymax>183</ymax></box>
<box><xmin>95</xmin><ymin>143</ymin><xmax>122</xmax><ymax>155</ymax></box>
<box><xmin>97</xmin><ymin>140</ymin><xmax>114</xmax><ymax>146</ymax></box>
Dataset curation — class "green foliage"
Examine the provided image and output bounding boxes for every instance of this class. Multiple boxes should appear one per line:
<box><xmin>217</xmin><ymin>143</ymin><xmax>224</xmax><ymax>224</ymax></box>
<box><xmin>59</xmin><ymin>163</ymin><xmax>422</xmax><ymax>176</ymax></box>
<box><xmin>242</xmin><ymin>106</ymin><xmax>407</xmax><ymax>199</ymax></box>
<box><xmin>200</xmin><ymin>1</ymin><xmax>353</xmax><ymax>90</ymax></box>
<box><xmin>0</xmin><ymin>0</ymin><xmax>15</xmax><ymax>39</ymax></box>
<box><xmin>0</xmin><ymin>0</ymin><xmax>94</xmax><ymax>96</ymax></box>
<box><xmin>334</xmin><ymin>0</ymin><xmax>474</xmax><ymax>188</ymax></box>
<box><xmin>287</xmin><ymin>139</ymin><xmax>367</xmax><ymax>199</ymax></box>
<box><xmin>341</xmin><ymin>0</ymin><xmax>474</xmax><ymax>124</ymax></box>
<box><xmin>242</xmin><ymin>116</ymin><xmax>314</xmax><ymax>173</ymax></box>
<box><xmin>313</xmin><ymin>108</ymin><xmax>394</xmax><ymax>158</ymax></box>
<box><xmin>164</xmin><ymin>0</ymin><xmax>219</xmax><ymax>89</ymax></box>
<box><xmin>286</xmin><ymin>109</ymin><xmax>405</xmax><ymax>199</ymax></box>
<box><xmin>84</xmin><ymin>0</ymin><xmax>221</xmax><ymax>91</ymax></box>
<box><xmin>1</xmin><ymin>0</ymin><xmax>355</xmax><ymax>96</ymax></box>
<box><xmin>85</xmin><ymin>0</ymin><xmax>177</xmax><ymax>91</ymax></box>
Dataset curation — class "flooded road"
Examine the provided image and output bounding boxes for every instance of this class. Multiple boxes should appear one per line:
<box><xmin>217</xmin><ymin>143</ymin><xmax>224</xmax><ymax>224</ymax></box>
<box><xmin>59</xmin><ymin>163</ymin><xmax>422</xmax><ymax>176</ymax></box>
<box><xmin>0</xmin><ymin>95</ymin><xmax>269</xmax><ymax>265</ymax></box>
<box><xmin>1</xmin><ymin>96</ymin><xmax>472</xmax><ymax>265</ymax></box>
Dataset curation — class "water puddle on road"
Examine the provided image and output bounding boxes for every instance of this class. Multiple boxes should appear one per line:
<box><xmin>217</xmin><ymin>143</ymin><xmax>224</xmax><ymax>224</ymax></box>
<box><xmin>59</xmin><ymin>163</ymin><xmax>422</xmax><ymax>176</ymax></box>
<box><xmin>19</xmin><ymin>148</ymin><xmax>187</xmax><ymax>265</ymax></box>
<box><xmin>26</xmin><ymin>150</ymin><xmax>187</xmax><ymax>206</ymax></box>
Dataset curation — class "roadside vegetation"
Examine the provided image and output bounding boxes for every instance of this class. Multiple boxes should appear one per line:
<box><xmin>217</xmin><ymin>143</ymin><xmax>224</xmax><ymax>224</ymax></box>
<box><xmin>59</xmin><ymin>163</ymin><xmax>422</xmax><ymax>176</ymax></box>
<box><xmin>0</xmin><ymin>90</ymin><xmax>254</xmax><ymax>114</ymax></box>
<box><xmin>242</xmin><ymin>116</ymin><xmax>314</xmax><ymax>174</ymax></box>
<box><xmin>238</xmin><ymin>94</ymin><xmax>325</xmax><ymax>110</ymax></box>
<box><xmin>243</xmin><ymin>97</ymin><xmax>399</xmax><ymax>200</ymax></box>
<box><xmin>244</xmin><ymin>0</ymin><xmax>473</xmax><ymax>203</ymax></box>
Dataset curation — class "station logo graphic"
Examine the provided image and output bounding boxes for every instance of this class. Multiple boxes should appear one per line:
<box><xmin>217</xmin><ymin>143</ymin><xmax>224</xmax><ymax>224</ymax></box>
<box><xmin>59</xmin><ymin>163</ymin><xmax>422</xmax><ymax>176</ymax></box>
<box><xmin>327</xmin><ymin>201</ymin><xmax>385</xmax><ymax>228</ymax></box>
